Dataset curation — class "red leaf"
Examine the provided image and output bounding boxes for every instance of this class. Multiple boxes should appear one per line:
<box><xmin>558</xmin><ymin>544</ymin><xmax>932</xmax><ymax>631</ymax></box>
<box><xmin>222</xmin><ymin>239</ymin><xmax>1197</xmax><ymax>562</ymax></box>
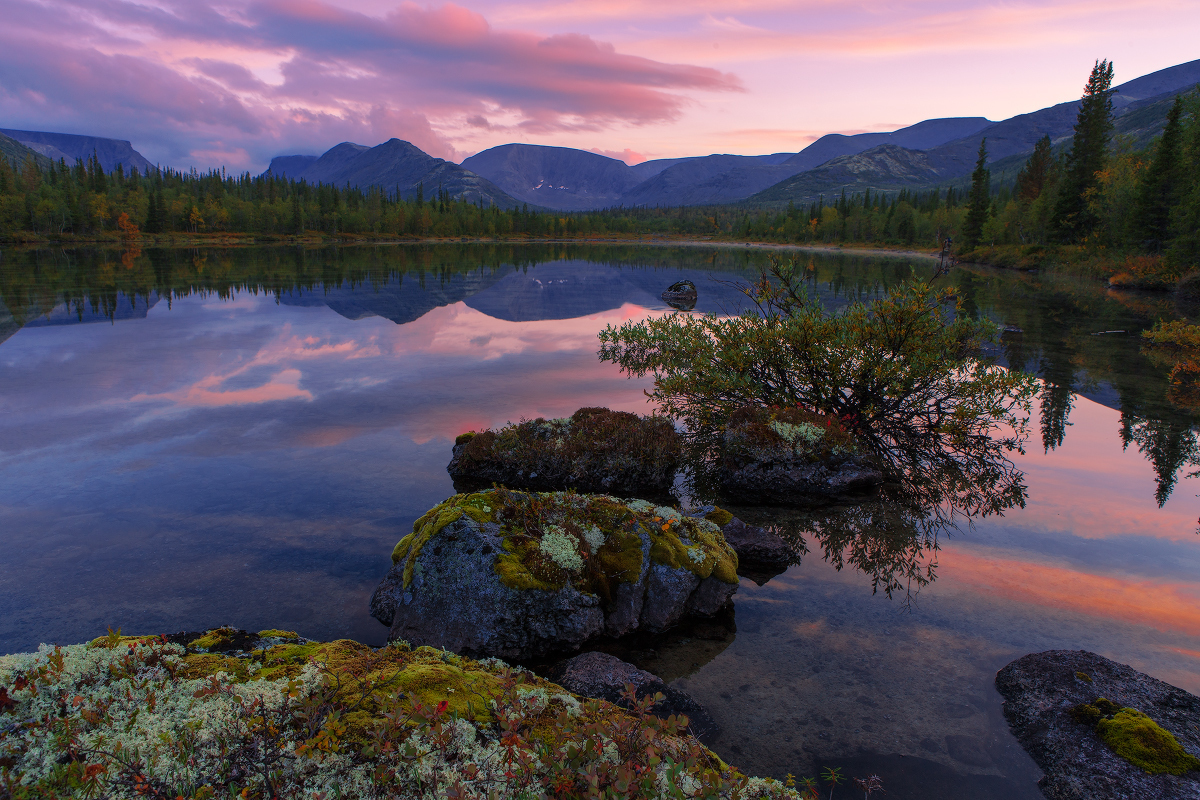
<box><xmin>0</xmin><ymin>687</ymin><xmax>14</xmax><ymax>713</ymax></box>
<box><xmin>436</xmin><ymin>700</ymin><xmax>449</xmax><ymax>715</ymax></box>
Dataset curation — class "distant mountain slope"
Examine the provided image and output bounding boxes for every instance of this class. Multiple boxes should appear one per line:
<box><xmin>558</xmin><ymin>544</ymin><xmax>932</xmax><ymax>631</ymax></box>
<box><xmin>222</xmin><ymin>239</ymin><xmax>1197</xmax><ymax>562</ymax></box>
<box><xmin>618</xmin><ymin>118</ymin><xmax>992</xmax><ymax>207</ymax></box>
<box><xmin>461</xmin><ymin>144</ymin><xmax>642</xmax><ymax>210</ymax></box>
<box><xmin>752</xmin><ymin>59</ymin><xmax>1200</xmax><ymax>206</ymax></box>
<box><xmin>264</xmin><ymin>155</ymin><xmax>318</xmax><ymax>179</ymax></box>
<box><xmin>262</xmin><ymin>139</ymin><xmax>521</xmax><ymax>208</ymax></box>
<box><xmin>751</xmin><ymin>145</ymin><xmax>944</xmax><ymax>206</ymax></box>
<box><xmin>926</xmin><ymin>58</ymin><xmax>1200</xmax><ymax>178</ymax></box>
<box><xmin>0</xmin><ymin>129</ymin><xmax>152</xmax><ymax>173</ymax></box>
<box><xmin>0</xmin><ymin>132</ymin><xmax>52</xmax><ymax>170</ymax></box>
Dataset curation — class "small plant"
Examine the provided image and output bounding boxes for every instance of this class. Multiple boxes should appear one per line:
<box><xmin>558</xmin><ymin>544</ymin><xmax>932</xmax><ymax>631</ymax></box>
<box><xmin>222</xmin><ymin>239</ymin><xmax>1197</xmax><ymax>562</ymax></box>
<box><xmin>821</xmin><ymin>765</ymin><xmax>845</xmax><ymax>800</ymax></box>
<box><xmin>853</xmin><ymin>774</ymin><xmax>884</xmax><ymax>799</ymax></box>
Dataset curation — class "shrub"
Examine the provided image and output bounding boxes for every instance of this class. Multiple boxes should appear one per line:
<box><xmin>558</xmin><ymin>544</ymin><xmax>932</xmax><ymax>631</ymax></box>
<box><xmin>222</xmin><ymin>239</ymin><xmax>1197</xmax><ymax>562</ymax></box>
<box><xmin>450</xmin><ymin>407</ymin><xmax>681</xmax><ymax>497</ymax></box>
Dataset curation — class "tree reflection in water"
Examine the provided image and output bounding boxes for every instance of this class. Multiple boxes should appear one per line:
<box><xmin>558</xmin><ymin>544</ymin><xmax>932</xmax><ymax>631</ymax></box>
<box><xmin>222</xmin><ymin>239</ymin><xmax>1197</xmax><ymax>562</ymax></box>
<box><xmin>728</xmin><ymin>432</ymin><xmax>1028</xmax><ymax>601</ymax></box>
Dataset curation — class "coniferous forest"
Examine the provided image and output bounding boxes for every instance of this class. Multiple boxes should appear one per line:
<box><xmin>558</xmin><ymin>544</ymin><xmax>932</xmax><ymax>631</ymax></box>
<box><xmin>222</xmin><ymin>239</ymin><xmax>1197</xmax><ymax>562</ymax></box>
<box><xmin>2</xmin><ymin>64</ymin><xmax>1198</xmax><ymax>288</ymax></box>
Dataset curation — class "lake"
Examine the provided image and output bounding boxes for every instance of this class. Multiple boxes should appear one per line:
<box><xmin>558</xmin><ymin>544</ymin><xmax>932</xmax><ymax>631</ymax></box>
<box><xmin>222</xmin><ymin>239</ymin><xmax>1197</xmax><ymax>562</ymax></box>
<box><xmin>1</xmin><ymin>242</ymin><xmax>1197</xmax><ymax>799</ymax></box>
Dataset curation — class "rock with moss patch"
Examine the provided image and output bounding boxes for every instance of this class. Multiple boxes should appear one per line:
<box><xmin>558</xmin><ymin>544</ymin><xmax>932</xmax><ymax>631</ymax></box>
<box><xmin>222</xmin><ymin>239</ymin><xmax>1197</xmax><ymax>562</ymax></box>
<box><xmin>996</xmin><ymin>650</ymin><xmax>1200</xmax><ymax>799</ymax></box>
<box><xmin>447</xmin><ymin>407</ymin><xmax>681</xmax><ymax>499</ymax></box>
<box><xmin>718</xmin><ymin>407</ymin><xmax>883</xmax><ymax>506</ymax></box>
<box><xmin>370</xmin><ymin>490</ymin><xmax>739</xmax><ymax>660</ymax></box>
<box><xmin>546</xmin><ymin>651</ymin><xmax>718</xmax><ymax>742</ymax></box>
<box><xmin>691</xmin><ymin>507</ymin><xmax>796</xmax><ymax>585</ymax></box>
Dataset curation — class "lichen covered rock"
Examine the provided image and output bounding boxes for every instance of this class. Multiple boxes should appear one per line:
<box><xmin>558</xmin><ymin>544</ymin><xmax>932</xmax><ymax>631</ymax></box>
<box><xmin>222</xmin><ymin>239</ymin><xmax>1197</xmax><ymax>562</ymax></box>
<box><xmin>370</xmin><ymin>489</ymin><xmax>739</xmax><ymax>660</ymax></box>
<box><xmin>546</xmin><ymin>650</ymin><xmax>719</xmax><ymax>742</ymax></box>
<box><xmin>996</xmin><ymin>649</ymin><xmax>1200</xmax><ymax>800</ymax></box>
<box><xmin>447</xmin><ymin>406</ymin><xmax>681</xmax><ymax>498</ymax></box>
<box><xmin>1</xmin><ymin>627</ymin><xmax>797</xmax><ymax>799</ymax></box>
<box><xmin>718</xmin><ymin>406</ymin><xmax>883</xmax><ymax>506</ymax></box>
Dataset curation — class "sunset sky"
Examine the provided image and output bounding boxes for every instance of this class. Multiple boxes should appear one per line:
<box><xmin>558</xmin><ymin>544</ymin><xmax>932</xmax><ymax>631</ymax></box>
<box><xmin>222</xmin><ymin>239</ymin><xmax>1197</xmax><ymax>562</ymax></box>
<box><xmin>2</xmin><ymin>0</ymin><xmax>1198</xmax><ymax>172</ymax></box>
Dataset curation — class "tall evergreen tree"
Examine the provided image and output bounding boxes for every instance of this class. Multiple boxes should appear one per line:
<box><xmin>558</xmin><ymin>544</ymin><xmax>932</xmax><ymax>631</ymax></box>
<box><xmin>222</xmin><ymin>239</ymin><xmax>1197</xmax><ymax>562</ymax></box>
<box><xmin>144</xmin><ymin>189</ymin><xmax>160</xmax><ymax>233</ymax></box>
<box><xmin>1052</xmin><ymin>59</ymin><xmax>1115</xmax><ymax>242</ymax></box>
<box><xmin>1167</xmin><ymin>89</ymin><xmax>1200</xmax><ymax>271</ymax></box>
<box><xmin>960</xmin><ymin>139</ymin><xmax>990</xmax><ymax>250</ymax></box>
<box><xmin>1016</xmin><ymin>135</ymin><xmax>1055</xmax><ymax>202</ymax></box>
<box><xmin>1133</xmin><ymin>94</ymin><xmax>1185</xmax><ymax>250</ymax></box>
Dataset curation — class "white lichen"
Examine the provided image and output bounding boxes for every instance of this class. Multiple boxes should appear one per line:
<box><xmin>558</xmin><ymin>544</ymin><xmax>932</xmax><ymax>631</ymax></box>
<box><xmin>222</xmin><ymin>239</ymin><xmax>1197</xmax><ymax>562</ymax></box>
<box><xmin>539</xmin><ymin>527</ymin><xmax>583</xmax><ymax>572</ymax></box>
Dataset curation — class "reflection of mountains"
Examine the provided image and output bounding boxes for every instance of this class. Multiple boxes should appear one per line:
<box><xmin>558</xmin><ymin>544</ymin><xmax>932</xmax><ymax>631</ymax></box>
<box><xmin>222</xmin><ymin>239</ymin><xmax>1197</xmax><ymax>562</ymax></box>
<box><xmin>0</xmin><ymin>292</ymin><xmax>162</xmax><ymax>346</ymax></box>
<box><xmin>275</xmin><ymin>261</ymin><xmax>762</xmax><ymax>325</ymax></box>
<box><xmin>276</xmin><ymin>267</ymin><xmax>513</xmax><ymax>325</ymax></box>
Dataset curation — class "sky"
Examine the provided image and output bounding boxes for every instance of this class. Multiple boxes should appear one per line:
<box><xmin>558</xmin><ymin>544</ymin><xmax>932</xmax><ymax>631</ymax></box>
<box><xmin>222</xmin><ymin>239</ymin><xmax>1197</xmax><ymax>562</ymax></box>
<box><xmin>1</xmin><ymin>0</ymin><xmax>1198</xmax><ymax>172</ymax></box>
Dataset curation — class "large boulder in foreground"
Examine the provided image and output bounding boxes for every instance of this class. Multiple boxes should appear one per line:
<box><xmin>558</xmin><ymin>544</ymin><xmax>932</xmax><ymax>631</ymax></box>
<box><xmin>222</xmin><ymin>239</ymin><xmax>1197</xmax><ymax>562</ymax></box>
<box><xmin>447</xmin><ymin>407</ymin><xmax>681</xmax><ymax>498</ymax></box>
<box><xmin>370</xmin><ymin>490</ymin><xmax>739</xmax><ymax>660</ymax></box>
<box><xmin>996</xmin><ymin>650</ymin><xmax>1200</xmax><ymax>800</ymax></box>
<box><xmin>718</xmin><ymin>406</ymin><xmax>883</xmax><ymax>506</ymax></box>
<box><xmin>546</xmin><ymin>651</ymin><xmax>718</xmax><ymax>742</ymax></box>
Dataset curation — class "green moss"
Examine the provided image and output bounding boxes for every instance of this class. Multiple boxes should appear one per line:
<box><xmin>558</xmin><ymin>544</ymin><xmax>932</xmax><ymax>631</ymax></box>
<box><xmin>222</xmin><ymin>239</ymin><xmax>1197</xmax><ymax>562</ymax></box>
<box><xmin>455</xmin><ymin>431</ymin><xmax>477</xmax><ymax>446</ymax></box>
<box><xmin>643</xmin><ymin>513</ymin><xmax>739</xmax><ymax>585</ymax></box>
<box><xmin>391</xmin><ymin>492</ymin><xmax>499</xmax><ymax>588</ymax></box>
<box><xmin>180</xmin><ymin>653</ymin><xmax>252</xmax><ymax>681</ymax></box>
<box><xmin>704</xmin><ymin>507</ymin><xmax>734</xmax><ymax>527</ymax></box>
<box><xmin>1075</xmin><ymin>671</ymin><xmax>1093</xmax><ymax>683</ymax></box>
<box><xmin>257</xmin><ymin>629</ymin><xmax>299</xmax><ymax>639</ymax></box>
<box><xmin>188</xmin><ymin>627</ymin><xmax>241</xmax><ymax>652</ymax></box>
<box><xmin>1097</xmin><ymin>708</ymin><xmax>1200</xmax><ymax>775</ymax></box>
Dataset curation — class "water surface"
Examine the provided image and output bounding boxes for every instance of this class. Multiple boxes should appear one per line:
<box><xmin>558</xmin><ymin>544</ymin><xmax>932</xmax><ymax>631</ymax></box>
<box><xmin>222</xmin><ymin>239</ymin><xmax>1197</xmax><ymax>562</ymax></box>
<box><xmin>1</xmin><ymin>243</ymin><xmax>1197</xmax><ymax>799</ymax></box>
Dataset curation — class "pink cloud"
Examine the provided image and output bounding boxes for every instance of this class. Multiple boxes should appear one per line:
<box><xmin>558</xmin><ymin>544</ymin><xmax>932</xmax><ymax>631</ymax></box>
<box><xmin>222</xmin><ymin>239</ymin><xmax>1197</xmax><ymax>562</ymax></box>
<box><xmin>0</xmin><ymin>0</ymin><xmax>740</xmax><ymax>169</ymax></box>
<box><xmin>132</xmin><ymin>368</ymin><xmax>313</xmax><ymax>407</ymax></box>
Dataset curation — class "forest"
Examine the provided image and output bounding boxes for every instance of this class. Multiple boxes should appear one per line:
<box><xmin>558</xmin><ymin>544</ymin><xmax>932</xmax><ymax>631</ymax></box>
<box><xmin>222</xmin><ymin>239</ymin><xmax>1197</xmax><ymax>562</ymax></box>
<box><xmin>1</xmin><ymin>65</ymin><xmax>1198</xmax><ymax>291</ymax></box>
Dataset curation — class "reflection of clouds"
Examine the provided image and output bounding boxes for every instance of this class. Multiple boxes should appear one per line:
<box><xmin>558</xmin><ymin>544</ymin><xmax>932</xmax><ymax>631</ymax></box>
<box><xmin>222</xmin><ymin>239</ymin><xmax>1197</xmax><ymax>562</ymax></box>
<box><xmin>131</xmin><ymin>368</ymin><xmax>312</xmax><ymax>407</ymax></box>
<box><xmin>939</xmin><ymin>544</ymin><xmax>1200</xmax><ymax>638</ymax></box>
<box><xmin>1013</xmin><ymin>397</ymin><xmax>1198</xmax><ymax>540</ymax></box>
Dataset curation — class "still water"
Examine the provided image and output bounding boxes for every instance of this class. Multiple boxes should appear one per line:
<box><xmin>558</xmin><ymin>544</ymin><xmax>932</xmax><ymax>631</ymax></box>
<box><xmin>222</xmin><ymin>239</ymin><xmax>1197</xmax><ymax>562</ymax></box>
<box><xmin>1</xmin><ymin>243</ymin><xmax>1198</xmax><ymax>799</ymax></box>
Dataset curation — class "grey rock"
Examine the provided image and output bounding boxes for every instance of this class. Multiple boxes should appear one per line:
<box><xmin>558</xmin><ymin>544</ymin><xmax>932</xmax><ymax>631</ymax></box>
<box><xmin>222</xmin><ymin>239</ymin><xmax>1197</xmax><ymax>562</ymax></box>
<box><xmin>718</xmin><ymin>517</ymin><xmax>794</xmax><ymax>568</ymax></box>
<box><xmin>995</xmin><ymin>649</ymin><xmax>1200</xmax><ymax>800</ymax></box>
<box><xmin>546</xmin><ymin>651</ymin><xmax>719</xmax><ymax>742</ymax></box>
<box><xmin>719</xmin><ymin>454</ymin><xmax>883</xmax><ymax>506</ymax></box>
<box><xmin>640</xmin><ymin>564</ymin><xmax>700</xmax><ymax>632</ymax></box>
<box><xmin>371</xmin><ymin>513</ymin><xmax>737</xmax><ymax>661</ymax></box>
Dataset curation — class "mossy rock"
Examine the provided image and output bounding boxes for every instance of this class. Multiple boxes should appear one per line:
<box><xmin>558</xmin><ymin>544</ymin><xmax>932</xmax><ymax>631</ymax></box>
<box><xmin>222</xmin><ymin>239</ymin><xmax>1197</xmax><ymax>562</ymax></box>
<box><xmin>371</xmin><ymin>490</ymin><xmax>739</xmax><ymax>660</ymax></box>
<box><xmin>447</xmin><ymin>407</ymin><xmax>681</xmax><ymax>498</ymax></box>
<box><xmin>1073</xmin><ymin>698</ymin><xmax>1200</xmax><ymax>776</ymax></box>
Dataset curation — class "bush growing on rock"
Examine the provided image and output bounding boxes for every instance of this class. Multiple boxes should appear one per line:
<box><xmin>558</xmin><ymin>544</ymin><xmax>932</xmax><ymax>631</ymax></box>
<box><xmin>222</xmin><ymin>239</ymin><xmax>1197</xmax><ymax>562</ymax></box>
<box><xmin>448</xmin><ymin>407</ymin><xmax>682</xmax><ymax>498</ymax></box>
<box><xmin>598</xmin><ymin>255</ymin><xmax>1039</xmax><ymax>497</ymax></box>
<box><xmin>0</xmin><ymin>628</ymin><xmax>802</xmax><ymax>799</ymax></box>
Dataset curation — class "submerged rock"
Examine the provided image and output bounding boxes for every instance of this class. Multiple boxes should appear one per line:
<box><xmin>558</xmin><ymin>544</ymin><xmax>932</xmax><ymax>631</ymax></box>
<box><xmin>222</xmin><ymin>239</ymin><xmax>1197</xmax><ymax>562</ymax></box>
<box><xmin>661</xmin><ymin>280</ymin><xmax>698</xmax><ymax>311</ymax></box>
<box><xmin>996</xmin><ymin>650</ymin><xmax>1200</xmax><ymax>800</ymax></box>
<box><xmin>546</xmin><ymin>651</ymin><xmax>718</xmax><ymax>742</ymax></box>
<box><xmin>717</xmin><ymin>406</ymin><xmax>883</xmax><ymax>506</ymax></box>
<box><xmin>370</xmin><ymin>490</ymin><xmax>739</xmax><ymax>660</ymax></box>
<box><xmin>447</xmin><ymin>407</ymin><xmax>680</xmax><ymax>499</ymax></box>
<box><xmin>689</xmin><ymin>506</ymin><xmax>796</xmax><ymax>585</ymax></box>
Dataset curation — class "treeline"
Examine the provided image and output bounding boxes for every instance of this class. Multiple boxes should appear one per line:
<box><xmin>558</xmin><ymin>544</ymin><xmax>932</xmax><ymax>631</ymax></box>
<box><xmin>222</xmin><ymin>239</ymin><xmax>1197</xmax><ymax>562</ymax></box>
<box><xmin>2</xmin><ymin>62</ymin><xmax>1198</xmax><ymax>280</ymax></box>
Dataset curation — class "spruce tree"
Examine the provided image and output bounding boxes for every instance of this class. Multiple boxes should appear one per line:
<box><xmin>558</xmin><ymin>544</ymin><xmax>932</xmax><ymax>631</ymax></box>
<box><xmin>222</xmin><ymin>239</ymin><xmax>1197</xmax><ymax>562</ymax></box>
<box><xmin>1016</xmin><ymin>135</ymin><xmax>1055</xmax><ymax>202</ymax></box>
<box><xmin>1133</xmin><ymin>95</ymin><xmax>1185</xmax><ymax>251</ymax></box>
<box><xmin>960</xmin><ymin>139</ymin><xmax>990</xmax><ymax>250</ymax></box>
<box><xmin>1167</xmin><ymin>89</ymin><xmax>1200</xmax><ymax>271</ymax></box>
<box><xmin>1052</xmin><ymin>59</ymin><xmax>1115</xmax><ymax>242</ymax></box>
<box><xmin>144</xmin><ymin>189</ymin><xmax>160</xmax><ymax>233</ymax></box>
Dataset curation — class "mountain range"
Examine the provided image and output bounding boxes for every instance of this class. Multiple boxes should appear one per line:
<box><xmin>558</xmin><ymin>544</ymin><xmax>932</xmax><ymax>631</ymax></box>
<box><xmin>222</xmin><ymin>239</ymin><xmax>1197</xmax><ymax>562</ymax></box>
<box><xmin>5</xmin><ymin>57</ymin><xmax>1198</xmax><ymax>212</ymax></box>
<box><xmin>0</xmin><ymin>129</ymin><xmax>153</xmax><ymax>173</ymax></box>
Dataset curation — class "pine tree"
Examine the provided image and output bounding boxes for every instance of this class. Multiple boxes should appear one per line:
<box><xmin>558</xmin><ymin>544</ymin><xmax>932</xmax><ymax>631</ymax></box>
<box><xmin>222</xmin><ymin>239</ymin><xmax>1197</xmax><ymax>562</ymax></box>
<box><xmin>1133</xmin><ymin>95</ymin><xmax>1186</xmax><ymax>251</ymax></box>
<box><xmin>144</xmin><ymin>189</ymin><xmax>160</xmax><ymax>233</ymax></box>
<box><xmin>1167</xmin><ymin>90</ymin><xmax>1200</xmax><ymax>272</ymax></box>
<box><xmin>1052</xmin><ymin>59</ymin><xmax>1115</xmax><ymax>242</ymax></box>
<box><xmin>960</xmin><ymin>139</ymin><xmax>990</xmax><ymax>250</ymax></box>
<box><xmin>1016</xmin><ymin>135</ymin><xmax>1055</xmax><ymax>202</ymax></box>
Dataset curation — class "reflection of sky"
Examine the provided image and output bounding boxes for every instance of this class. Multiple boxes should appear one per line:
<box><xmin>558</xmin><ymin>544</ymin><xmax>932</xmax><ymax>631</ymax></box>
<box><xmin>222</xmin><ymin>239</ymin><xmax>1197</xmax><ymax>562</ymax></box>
<box><xmin>2</xmin><ymin>256</ymin><xmax>1200</xmax><ymax>787</ymax></box>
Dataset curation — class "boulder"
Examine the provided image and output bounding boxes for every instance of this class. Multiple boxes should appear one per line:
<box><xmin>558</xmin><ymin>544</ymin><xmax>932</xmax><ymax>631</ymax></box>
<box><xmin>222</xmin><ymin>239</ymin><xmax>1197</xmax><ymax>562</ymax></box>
<box><xmin>546</xmin><ymin>651</ymin><xmax>719</xmax><ymax>742</ymax></box>
<box><xmin>717</xmin><ymin>406</ymin><xmax>883</xmax><ymax>506</ymax></box>
<box><xmin>370</xmin><ymin>490</ymin><xmax>739</xmax><ymax>661</ymax></box>
<box><xmin>996</xmin><ymin>650</ymin><xmax>1200</xmax><ymax>800</ymax></box>
<box><xmin>447</xmin><ymin>407</ymin><xmax>680</xmax><ymax>499</ymax></box>
<box><xmin>661</xmin><ymin>280</ymin><xmax>697</xmax><ymax>311</ymax></box>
